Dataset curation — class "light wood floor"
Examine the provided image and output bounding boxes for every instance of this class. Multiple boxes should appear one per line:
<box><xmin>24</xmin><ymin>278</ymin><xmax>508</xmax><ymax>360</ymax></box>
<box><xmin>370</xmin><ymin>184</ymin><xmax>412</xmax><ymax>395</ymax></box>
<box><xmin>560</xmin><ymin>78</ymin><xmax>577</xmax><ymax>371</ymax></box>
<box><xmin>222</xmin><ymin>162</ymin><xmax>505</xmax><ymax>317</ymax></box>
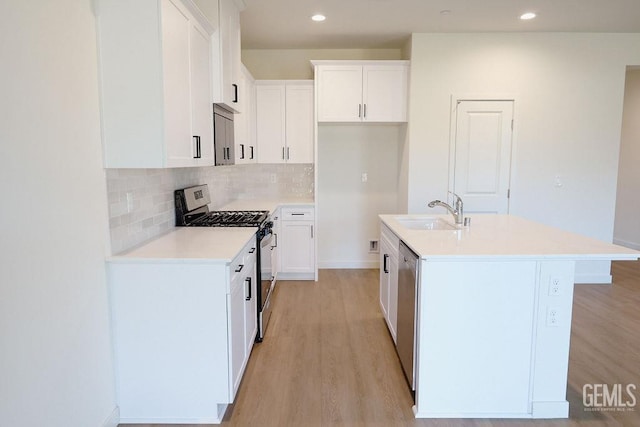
<box><xmin>121</xmin><ymin>262</ymin><xmax>640</xmax><ymax>427</ymax></box>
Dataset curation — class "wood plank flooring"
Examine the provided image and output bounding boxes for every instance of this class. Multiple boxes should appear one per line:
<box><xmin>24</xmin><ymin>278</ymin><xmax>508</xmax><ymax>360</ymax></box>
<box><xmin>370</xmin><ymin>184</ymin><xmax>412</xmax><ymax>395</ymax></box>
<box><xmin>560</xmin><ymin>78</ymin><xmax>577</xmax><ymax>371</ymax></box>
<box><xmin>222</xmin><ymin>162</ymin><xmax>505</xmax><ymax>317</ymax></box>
<box><xmin>121</xmin><ymin>262</ymin><xmax>640</xmax><ymax>427</ymax></box>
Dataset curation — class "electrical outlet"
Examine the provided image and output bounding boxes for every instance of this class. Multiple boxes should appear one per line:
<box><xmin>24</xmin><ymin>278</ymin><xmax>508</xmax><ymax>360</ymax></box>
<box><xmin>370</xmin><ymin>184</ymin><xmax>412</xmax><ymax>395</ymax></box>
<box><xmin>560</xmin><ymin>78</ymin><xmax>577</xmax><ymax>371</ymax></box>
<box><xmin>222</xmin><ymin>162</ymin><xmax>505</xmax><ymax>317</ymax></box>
<box><xmin>361</xmin><ymin>173</ymin><xmax>368</xmax><ymax>183</ymax></box>
<box><xmin>549</xmin><ymin>276</ymin><xmax>562</xmax><ymax>296</ymax></box>
<box><xmin>369</xmin><ymin>240</ymin><xmax>379</xmax><ymax>253</ymax></box>
<box><xmin>546</xmin><ymin>307</ymin><xmax>560</xmax><ymax>327</ymax></box>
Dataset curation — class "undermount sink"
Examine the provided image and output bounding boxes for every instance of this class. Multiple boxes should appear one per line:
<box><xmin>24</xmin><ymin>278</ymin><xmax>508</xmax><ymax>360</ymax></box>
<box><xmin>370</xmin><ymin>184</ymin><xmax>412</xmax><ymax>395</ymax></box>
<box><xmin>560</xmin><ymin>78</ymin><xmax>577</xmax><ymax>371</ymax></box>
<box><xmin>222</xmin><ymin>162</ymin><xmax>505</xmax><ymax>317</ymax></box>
<box><xmin>394</xmin><ymin>216</ymin><xmax>457</xmax><ymax>231</ymax></box>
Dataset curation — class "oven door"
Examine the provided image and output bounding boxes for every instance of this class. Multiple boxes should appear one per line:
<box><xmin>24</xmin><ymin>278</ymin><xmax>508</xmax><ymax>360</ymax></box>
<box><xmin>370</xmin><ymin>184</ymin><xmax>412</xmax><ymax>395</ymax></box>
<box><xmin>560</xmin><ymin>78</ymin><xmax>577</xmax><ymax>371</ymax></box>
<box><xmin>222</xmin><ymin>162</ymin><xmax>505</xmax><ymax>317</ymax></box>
<box><xmin>258</xmin><ymin>226</ymin><xmax>274</xmax><ymax>341</ymax></box>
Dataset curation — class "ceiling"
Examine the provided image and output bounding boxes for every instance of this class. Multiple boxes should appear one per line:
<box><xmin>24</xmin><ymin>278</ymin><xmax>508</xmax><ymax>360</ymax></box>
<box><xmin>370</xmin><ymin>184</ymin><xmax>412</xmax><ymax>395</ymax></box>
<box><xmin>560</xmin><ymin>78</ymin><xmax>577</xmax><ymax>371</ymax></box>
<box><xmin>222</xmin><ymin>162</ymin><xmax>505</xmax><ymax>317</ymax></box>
<box><xmin>240</xmin><ymin>0</ymin><xmax>640</xmax><ymax>49</ymax></box>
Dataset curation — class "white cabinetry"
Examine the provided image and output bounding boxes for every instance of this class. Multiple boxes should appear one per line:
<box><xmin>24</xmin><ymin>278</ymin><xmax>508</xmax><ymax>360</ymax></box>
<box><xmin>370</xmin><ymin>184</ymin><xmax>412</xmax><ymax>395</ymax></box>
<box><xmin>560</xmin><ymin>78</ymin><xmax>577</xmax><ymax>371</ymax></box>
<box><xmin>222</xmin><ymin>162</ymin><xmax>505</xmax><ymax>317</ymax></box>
<box><xmin>108</xmin><ymin>237</ymin><xmax>257</xmax><ymax>423</ymax></box>
<box><xmin>313</xmin><ymin>61</ymin><xmax>409</xmax><ymax>123</ymax></box>
<box><xmin>379</xmin><ymin>224</ymin><xmax>399</xmax><ymax>343</ymax></box>
<box><xmin>256</xmin><ymin>81</ymin><xmax>314</xmax><ymax>164</ymax></box>
<box><xmin>229</xmin><ymin>246</ymin><xmax>257</xmax><ymax>395</ymax></box>
<box><xmin>279</xmin><ymin>206</ymin><xmax>315</xmax><ymax>279</ymax></box>
<box><xmin>97</xmin><ymin>0</ymin><xmax>214</xmax><ymax>168</ymax></box>
<box><xmin>212</xmin><ymin>0</ymin><xmax>244</xmax><ymax>112</ymax></box>
<box><xmin>234</xmin><ymin>65</ymin><xmax>256</xmax><ymax>164</ymax></box>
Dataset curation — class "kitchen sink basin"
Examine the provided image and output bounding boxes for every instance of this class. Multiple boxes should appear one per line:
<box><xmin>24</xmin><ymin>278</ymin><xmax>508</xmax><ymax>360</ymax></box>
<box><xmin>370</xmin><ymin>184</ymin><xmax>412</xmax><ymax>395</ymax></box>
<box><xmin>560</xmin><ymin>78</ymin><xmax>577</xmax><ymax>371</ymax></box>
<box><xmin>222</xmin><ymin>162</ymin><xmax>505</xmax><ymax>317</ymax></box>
<box><xmin>394</xmin><ymin>216</ymin><xmax>457</xmax><ymax>230</ymax></box>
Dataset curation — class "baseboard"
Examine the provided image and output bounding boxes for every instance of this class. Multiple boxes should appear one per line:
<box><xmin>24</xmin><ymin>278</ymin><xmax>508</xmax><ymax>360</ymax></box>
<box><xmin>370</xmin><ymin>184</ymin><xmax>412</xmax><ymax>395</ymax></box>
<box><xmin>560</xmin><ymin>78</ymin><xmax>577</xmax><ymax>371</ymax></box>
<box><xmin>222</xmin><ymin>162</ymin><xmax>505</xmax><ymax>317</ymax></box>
<box><xmin>318</xmin><ymin>261</ymin><xmax>379</xmax><ymax>269</ymax></box>
<box><xmin>574</xmin><ymin>274</ymin><xmax>612</xmax><ymax>284</ymax></box>
<box><xmin>613</xmin><ymin>237</ymin><xmax>640</xmax><ymax>251</ymax></box>
<box><xmin>102</xmin><ymin>407</ymin><xmax>119</xmax><ymax>427</ymax></box>
<box><xmin>277</xmin><ymin>272</ymin><xmax>315</xmax><ymax>280</ymax></box>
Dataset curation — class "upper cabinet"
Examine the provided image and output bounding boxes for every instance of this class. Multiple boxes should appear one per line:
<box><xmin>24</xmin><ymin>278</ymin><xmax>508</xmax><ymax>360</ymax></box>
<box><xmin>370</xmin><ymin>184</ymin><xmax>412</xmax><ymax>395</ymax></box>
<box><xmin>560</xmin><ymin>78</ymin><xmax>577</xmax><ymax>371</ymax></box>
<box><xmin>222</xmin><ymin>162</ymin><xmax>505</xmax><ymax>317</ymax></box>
<box><xmin>256</xmin><ymin>81</ymin><xmax>314</xmax><ymax>164</ymax></box>
<box><xmin>212</xmin><ymin>0</ymin><xmax>245</xmax><ymax>113</ymax></box>
<box><xmin>234</xmin><ymin>65</ymin><xmax>256</xmax><ymax>164</ymax></box>
<box><xmin>313</xmin><ymin>61</ymin><xmax>410</xmax><ymax>123</ymax></box>
<box><xmin>97</xmin><ymin>0</ymin><xmax>215</xmax><ymax>168</ymax></box>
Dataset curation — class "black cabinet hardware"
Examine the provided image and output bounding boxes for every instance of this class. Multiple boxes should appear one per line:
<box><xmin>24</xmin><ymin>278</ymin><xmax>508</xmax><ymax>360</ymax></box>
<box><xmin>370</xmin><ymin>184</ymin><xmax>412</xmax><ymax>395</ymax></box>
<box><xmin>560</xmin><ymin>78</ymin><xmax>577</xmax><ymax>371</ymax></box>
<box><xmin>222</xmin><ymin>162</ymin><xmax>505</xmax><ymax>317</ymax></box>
<box><xmin>383</xmin><ymin>254</ymin><xmax>389</xmax><ymax>273</ymax></box>
<box><xmin>235</xmin><ymin>264</ymin><xmax>244</xmax><ymax>273</ymax></box>
<box><xmin>245</xmin><ymin>277</ymin><xmax>252</xmax><ymax>300</ymax></box>
<box><xmin>232</xmin><ymin>84</ymin><xmax>238</xmax><ymax>103</ymax></box>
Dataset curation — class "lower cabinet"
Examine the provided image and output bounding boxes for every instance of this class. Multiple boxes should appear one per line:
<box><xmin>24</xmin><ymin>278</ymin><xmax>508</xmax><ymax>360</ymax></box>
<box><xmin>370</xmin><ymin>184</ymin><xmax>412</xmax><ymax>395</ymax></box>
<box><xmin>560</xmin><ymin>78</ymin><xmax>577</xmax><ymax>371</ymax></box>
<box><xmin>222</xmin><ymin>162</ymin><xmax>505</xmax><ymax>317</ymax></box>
<box><xmin>279</xmin><ymin>206</ymin><xmax>315</xmax><ymax>279</ymax></box>
<box><xmin>108</xmin><ymin>238</ymin><xmax>257</xmax><ymax>424</ymax></box>
<box><xmin>380</xmin><ymin>223</ymin><xmax>399</xmax><ymax>342</ymax></box>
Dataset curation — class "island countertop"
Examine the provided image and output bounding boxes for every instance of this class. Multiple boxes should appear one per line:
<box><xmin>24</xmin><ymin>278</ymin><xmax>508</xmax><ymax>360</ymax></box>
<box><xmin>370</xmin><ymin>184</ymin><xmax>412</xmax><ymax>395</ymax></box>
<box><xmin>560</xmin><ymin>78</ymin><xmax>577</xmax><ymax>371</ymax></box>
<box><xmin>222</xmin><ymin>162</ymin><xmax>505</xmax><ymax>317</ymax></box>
<box><xmin>380</xmin><ymin>214</ymin><xmax>640</xmax><ymax>261</ymax></box>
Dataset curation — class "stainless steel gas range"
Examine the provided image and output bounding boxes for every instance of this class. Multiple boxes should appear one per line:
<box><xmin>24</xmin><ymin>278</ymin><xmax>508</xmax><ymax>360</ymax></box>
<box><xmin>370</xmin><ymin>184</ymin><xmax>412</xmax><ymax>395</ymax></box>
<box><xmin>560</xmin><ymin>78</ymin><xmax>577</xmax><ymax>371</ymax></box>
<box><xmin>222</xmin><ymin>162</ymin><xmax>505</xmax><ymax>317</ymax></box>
<box><xmin>175</xmin><ymin>184</ymin><xmax>275</xmax><ymax>342</ymax></box>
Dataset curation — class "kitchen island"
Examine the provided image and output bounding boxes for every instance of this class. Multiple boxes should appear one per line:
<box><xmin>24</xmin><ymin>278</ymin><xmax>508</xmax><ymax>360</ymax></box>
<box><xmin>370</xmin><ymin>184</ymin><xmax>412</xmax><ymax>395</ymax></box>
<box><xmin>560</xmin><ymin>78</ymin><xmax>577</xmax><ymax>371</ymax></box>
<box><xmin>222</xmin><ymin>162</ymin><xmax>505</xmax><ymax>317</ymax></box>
<box><xmin>379</xmin><ymin>214</ymin><xmax>639</xmax><ymax>419</ymax></box>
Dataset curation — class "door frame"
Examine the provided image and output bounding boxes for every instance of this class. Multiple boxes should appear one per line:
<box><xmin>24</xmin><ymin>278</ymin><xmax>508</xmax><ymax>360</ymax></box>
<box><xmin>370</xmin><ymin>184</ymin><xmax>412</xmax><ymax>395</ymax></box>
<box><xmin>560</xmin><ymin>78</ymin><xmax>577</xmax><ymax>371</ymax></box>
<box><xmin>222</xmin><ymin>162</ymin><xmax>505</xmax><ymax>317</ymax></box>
<box><xmin>447</xmin><ymin>94</ymin><xmax>518</xmax><ymax>213</ymax></box>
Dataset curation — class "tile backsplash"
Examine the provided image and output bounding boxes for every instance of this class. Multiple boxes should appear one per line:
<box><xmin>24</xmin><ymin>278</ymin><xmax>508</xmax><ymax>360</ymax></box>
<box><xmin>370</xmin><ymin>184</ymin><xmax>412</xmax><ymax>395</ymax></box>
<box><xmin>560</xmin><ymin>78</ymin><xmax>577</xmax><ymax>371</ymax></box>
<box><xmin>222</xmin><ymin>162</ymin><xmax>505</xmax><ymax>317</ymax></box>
<box><xmin>106</xmin><ymin>164</ymin><xmax>314</xmax><ymax>254</ymax></box>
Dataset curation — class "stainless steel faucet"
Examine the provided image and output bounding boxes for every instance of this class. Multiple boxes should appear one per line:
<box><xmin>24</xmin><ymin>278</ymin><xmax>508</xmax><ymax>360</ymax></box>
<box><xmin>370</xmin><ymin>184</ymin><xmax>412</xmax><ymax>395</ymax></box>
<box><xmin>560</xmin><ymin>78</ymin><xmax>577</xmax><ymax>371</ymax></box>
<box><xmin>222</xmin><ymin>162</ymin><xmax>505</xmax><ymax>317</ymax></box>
<box><xmin>428</xmin><ymin>192</ymin><xmax>464</xmax><ymax>225</ymax></box>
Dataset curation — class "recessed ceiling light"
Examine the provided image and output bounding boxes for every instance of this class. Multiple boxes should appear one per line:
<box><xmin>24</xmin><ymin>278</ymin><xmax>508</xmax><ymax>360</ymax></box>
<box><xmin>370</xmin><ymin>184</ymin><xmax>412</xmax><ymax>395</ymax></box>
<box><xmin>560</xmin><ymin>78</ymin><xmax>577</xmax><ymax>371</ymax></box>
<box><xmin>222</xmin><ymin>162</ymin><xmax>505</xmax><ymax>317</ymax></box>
<box><xmin>520</xmin><ymin>12</ymin><xmax>536</xmax><ymax>20</ymax></box>
<box><xmin>311</xmin><ymin>14</ymin><xmax>326</xmax><ymax>22</ymax></box>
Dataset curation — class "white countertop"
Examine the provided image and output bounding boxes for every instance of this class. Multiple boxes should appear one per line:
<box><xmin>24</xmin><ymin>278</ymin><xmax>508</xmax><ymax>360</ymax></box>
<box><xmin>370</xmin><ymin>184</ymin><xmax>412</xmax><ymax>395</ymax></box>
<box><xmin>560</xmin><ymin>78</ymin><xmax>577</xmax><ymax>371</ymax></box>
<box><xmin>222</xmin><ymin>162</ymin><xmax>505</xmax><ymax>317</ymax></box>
<box><xmin>380</xmin><ymin>214</ymin><xmax>640</xmax><ymax>261</ymax></box>
<box><xmin>108</xmin><ymin>198</ymin><xmax>315</xmax><ymax>263</ymax></box>
<box><xmin>219</xmin><ymin>197</ymin><xmax>314</xmax><ymax>213</ymax></box>
<box><xmin>108</xmin><ymin>227</ymin><xmax>257</xmax><ymax>263</ymax></box>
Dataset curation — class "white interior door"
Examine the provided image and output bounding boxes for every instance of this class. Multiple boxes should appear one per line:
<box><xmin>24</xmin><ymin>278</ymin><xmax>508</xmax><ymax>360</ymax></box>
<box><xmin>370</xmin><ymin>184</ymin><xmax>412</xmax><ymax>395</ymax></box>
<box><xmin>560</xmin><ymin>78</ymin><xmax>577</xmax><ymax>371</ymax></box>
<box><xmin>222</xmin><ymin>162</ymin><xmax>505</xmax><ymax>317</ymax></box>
<box><xmin>452</xmin><ymin>100</ymin><xmax>514</xmax><ymax>214</ymax></box>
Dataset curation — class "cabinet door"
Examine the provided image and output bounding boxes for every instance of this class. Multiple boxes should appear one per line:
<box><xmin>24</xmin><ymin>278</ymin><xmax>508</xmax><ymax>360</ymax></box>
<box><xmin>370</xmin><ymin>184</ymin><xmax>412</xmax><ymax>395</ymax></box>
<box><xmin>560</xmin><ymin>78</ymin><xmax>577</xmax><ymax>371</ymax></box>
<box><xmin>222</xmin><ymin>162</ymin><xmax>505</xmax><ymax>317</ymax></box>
<box><xmin>256</xmin><ymin>84</ymin><xmax>286</xmax><ymax>163</ymax></box>
<box><xmin>229</xmin><ymin>275</ymin><xmax>245</xmax><ymax>398</ymax></box>
<box><xmin>216</xmin><ymin>0</ymin><xmax>241</xmax><ymax>111</ymax></box>
<box><xmin>189</xmin><ymin>20</ymin><xmax>214</xmax><ymax>165</ymax></box>
<box><xmin>280</xmin><ymin>221</ymin><xmax>315</xmax><ymax>273</ymax></box>
<box><xmin>244</xmin><ymin>261</ymin><xmax>257</xmax><ymax>356</ymax></box>
<box><xmin>316</xmin><ymin>66</ymin><xmax>363</xmax><ymax>122</ymax></box>
<box><xmin>285</xmin><ymin>83</ymin><xmax>314</xmax><ymax>163</ymax></box>
<box><xmin>362</xmin><ymin>64</ymin><xmax>408</xmax><ymax>122</ymax></box>
<box><xmin>234</xmin><ymin>67</ymin><xmax>256</xmax><ymax>164</ymax></box>
<box><xmin>379</xmin><ymin>242</ymin><xmax>391</xmax><ymax>319</ymax></box>
<box><xmin>388</xmin><ymin>254</ymin><xmax>398</xmax><ymax>342</ymax></box>
<box><xmin>162</xmin><ymin>0</ymin><xmax>193</xmax><ymax>164</ymax></box>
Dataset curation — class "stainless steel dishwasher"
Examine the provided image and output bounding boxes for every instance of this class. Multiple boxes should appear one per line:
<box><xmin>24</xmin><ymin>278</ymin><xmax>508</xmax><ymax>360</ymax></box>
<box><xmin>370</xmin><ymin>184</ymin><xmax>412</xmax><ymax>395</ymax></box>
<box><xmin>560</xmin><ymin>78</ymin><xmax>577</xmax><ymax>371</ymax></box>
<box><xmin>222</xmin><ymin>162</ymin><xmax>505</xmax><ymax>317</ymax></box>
<box><xmin>397</xmin><ymin>241</ymin><xmax>418</xmax><ymax>391</ymax></box>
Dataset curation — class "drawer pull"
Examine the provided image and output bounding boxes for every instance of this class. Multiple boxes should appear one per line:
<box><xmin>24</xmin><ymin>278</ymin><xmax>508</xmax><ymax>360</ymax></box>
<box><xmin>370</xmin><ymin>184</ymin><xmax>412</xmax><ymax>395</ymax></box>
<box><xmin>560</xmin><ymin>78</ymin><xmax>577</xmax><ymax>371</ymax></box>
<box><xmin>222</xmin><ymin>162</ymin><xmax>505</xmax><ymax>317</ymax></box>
<box><xmin>235</xmin><ymin>264</ymin><xmax>244</xmax><ymax>273</ymax></box>
<box><xmin>291</xmin><ymin>213</ymin><xmax>305</xmax><ymax>216</ymax></box>
<box><xmin>248</xmin><ymin>247</ymin><xmax>256</xmax><ymax>254</ymax></box>
<box><xmin>245</xmin><ymin>277</ymin><xmax>252</xmax><ymax>301</ymax></box>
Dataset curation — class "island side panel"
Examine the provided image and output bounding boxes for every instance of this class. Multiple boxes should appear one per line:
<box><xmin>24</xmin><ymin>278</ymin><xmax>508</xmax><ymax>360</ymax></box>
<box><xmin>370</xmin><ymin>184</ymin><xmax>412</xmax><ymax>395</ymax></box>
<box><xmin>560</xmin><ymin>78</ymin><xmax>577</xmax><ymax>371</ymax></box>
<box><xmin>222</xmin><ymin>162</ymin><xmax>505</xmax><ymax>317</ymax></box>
<box><xmin>108</xmin><ymin>262</ymin><xmax>230</xmax><ymax>423</ymax></box>
<box><xmin>415</xmin><ymin>260</ymin><xmax>538</xmax><ymax>418</ymax></box>
<box><xmin>530</xmin><ymin>261</ymin><xmax>575</xmax><ymax>418</ymax></box>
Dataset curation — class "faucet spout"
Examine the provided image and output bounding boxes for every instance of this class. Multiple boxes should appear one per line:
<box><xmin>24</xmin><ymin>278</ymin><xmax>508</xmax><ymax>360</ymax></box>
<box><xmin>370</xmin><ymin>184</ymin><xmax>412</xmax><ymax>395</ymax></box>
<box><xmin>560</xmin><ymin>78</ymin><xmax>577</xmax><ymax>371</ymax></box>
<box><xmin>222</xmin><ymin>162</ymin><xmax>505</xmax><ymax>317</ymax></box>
<box><xmin>427</xmin><ymin>192</ymin><xmax>464</xmax><ymax>225</ymax></box>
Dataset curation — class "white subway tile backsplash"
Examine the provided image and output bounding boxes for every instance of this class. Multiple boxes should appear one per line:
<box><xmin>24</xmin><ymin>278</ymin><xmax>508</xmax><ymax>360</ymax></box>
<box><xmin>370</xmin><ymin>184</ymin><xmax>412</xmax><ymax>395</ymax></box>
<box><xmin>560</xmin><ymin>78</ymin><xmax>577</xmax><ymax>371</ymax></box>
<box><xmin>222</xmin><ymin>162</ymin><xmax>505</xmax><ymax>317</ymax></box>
<box><xmin>105</xmin><ymin>163</ymin><xmax>314</xmax><ymax>254</ymax></box>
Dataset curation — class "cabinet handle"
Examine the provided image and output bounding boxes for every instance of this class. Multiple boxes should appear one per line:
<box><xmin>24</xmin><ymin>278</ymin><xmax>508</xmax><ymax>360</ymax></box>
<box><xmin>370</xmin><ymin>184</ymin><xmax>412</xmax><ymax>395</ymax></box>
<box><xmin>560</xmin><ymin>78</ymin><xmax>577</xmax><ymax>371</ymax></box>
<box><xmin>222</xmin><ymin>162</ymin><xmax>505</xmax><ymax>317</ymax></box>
<box><xmin>310</xmin><ymin>225</ymin><xmax>314</xmax><ymax>239</ymax></box>
<box><xmin>226</xmin><ymin>147</ymin><xmax>231</xmax><ymax>160</ymax></box>
<box><xmin>232</xmin><ymin>84</ymin><xmax>238</xmax><ymax>103</ymax></box>
<box><xmin>358</xmin><ymin>104</ymin><xmax>362</xmax><ymax>118</ymax></box>
<box><xmin>235</xmin><ymin>264</ymin><xmax>244</xmax><ymax>273</ymax></box>
<box><xmin>250</xmin><ymin>146</ymin><xmax>254</xmax><ymax>159</ymax></box>
<box><xmin>363</xmin><ymin>104</ymin><xmax>367</xmax><ymax>118</ymax></box>
<box><xmin>383</xmin><ymin>254</ymin><xmax>389</xmax><ymax>273</ymax></box>
<box><xmin>282</xmin><ymin>147</ymin><xmax>285</xmax><ymax>160</ymax></box>
<box><xmin>193</xmin><ymin>136</ymin><xmax>201</xmax><ymax>159</ymax></box>
<box><xmin>287</xmin><ymin>147</ymin><xmax>290</xmax><ymax>160</ymax></box>
<box><xmin>245</xmin><ymin>277</ymin><xmax>252</xmax><ymax>301</ymax></box>
<box><xmin>240</xmin><ymin>144</ymin><xmax>245</xmax><ymax>160</ymax></box>
<box><xmin>248</xmin><ymin>247</ymin><xmax>256</xmax><ymax>254</ymax></box>
<box><xmin>272</xmin><ymin>233</ymin><xmax>278</xmax><ymax>248</ymax></box>
<box><xmin>291</xmin><ymin>213</ymin><xmax>305</xmax><ymax>216</ymax></box>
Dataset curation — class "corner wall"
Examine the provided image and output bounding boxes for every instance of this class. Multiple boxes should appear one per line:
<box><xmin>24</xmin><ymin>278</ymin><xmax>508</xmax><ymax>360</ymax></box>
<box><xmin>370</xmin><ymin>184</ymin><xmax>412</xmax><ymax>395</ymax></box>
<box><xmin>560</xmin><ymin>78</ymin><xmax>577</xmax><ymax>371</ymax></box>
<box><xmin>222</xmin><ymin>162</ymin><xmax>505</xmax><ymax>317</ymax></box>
<box><xmin>407</xmin><ymin>33</ymin><xmax>640</xmax><ymax>283</ymax></box>
<box><xmin>0</xmin><ymin>1</ymin><xmax>117</xmax><ymax>426</ymax></box>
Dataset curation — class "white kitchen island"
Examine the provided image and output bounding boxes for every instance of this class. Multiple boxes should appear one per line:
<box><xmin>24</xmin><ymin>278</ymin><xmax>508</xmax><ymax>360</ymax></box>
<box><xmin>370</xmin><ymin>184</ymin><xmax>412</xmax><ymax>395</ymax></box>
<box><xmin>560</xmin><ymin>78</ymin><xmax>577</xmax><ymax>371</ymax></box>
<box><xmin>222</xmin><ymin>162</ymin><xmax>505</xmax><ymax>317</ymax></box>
<box><xmin>379</xmin><ymin>214</ymin><xmax>639</xmax><ymax>419</ymax></box>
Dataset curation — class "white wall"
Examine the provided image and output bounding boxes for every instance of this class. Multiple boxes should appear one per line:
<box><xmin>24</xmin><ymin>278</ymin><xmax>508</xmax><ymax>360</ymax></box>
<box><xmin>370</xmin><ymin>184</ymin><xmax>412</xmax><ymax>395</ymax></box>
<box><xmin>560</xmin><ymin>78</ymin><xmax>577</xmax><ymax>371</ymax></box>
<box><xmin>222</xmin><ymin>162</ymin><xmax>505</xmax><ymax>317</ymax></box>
<box><xmin>0</xmin><ymin>2</ymin><xmax>117</xmax><ymax>426</ymax></box>
<box><xmin>318</xmin><ymin>125</ymin><xmax>404</xmax><ymax>267</ymax></box>
<box><xmin>614</xmin><ymin>68</ymin><xmax>640</xmax><ymax>250</ymax></box>
<box><xmin>407</xmin><ymin>33</ymin><xmax>640</xmax><ymax>283</ymax></box>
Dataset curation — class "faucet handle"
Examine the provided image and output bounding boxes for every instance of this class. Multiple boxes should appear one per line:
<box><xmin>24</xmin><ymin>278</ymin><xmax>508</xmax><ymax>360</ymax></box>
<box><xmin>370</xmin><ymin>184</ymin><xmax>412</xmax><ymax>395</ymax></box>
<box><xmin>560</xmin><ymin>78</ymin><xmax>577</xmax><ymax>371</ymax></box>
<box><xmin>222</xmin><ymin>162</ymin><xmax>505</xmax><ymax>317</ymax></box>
<box><xmin>448</xmin><ymin>191</ymin><xmax>463</xmax><ymax>207</ymax></box>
